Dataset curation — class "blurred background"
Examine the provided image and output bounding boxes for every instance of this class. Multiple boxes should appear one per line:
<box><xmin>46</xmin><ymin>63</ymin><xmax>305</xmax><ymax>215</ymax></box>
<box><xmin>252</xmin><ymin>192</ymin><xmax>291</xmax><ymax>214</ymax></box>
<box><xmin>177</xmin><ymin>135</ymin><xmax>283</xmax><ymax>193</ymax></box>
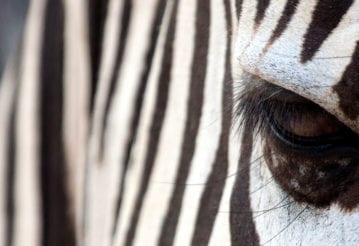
<box><xmin>0</xmin><ymin>0</ymin><xmax>29</xmax><ymax>77</ymax></box>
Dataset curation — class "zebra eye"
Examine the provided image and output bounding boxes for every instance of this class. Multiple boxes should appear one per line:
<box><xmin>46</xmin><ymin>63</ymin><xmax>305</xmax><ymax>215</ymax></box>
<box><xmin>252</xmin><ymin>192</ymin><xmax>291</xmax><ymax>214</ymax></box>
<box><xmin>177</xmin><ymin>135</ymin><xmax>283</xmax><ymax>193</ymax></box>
<box><xmin>237</xmin><ymin>72</ymin><xmax>359</xmax><ymax>150</ymax></box>
<box><xmin>237</xmin><ymin>74</ymin><xmax>359</xmax><ymax>209</ymax></box>
<box><xmin>263</xmin><ymin>99</ymin><xmax>359</xmax><ymax>208</ymax></box>
<box><xmin>265</xmin><ymin>101</ymin><xmax>358</xmax><ymax>151</ymax></box>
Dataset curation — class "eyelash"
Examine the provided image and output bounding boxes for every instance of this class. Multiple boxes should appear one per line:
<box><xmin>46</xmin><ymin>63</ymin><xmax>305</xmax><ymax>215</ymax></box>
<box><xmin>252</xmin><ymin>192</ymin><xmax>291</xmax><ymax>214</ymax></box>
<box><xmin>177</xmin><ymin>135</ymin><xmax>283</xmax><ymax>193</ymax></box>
<box><xmin>234</xmin><ymin>83</ymin><xmax>359</xmax><ymax>155</ymax></box>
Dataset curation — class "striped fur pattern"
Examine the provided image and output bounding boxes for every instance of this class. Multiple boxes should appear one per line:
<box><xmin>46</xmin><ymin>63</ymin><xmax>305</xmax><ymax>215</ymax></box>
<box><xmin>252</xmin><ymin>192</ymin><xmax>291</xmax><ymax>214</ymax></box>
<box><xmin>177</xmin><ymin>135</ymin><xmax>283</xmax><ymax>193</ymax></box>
<box><xmin>0</xmin><ymin>0</ymin><xmax>358</xmax><ymax>245</ymax></box>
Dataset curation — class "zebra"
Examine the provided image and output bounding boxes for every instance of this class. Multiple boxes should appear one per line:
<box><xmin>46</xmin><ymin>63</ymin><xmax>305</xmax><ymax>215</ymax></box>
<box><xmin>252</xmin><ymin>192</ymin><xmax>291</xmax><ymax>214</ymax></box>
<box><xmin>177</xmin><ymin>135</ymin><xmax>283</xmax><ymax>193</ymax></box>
<box><xmin>0</xmin><ymin>0</ymin><xmax>358</xmax><ymax>245</ymax></box>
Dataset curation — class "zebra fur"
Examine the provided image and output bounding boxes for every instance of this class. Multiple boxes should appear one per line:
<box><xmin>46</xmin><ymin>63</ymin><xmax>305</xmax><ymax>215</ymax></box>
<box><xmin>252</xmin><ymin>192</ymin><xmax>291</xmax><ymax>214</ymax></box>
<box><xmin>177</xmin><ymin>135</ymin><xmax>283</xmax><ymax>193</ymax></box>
<box><xmin>0</xmin><ymin>0</ymin><xmax>359</xmax><ymax>245</ymax></box>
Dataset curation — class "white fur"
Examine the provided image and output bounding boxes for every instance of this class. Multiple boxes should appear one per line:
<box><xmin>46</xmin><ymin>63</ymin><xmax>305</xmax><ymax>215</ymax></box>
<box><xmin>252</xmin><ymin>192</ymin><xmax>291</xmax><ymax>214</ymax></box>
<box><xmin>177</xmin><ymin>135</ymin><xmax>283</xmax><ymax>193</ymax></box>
<box><xmin>236</xmin><ymin>0</ymin><xmax>359</xmax><ymax>133</ymax></box>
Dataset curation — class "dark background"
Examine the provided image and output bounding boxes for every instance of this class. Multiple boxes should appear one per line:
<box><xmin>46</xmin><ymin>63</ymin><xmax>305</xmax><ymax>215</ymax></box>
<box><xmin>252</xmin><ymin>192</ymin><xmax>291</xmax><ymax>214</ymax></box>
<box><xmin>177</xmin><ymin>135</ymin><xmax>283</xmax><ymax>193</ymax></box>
<box><xmin>0</xmin><ymin>0</ymin><xmax>29</xmax><ymax>77</ymax></box>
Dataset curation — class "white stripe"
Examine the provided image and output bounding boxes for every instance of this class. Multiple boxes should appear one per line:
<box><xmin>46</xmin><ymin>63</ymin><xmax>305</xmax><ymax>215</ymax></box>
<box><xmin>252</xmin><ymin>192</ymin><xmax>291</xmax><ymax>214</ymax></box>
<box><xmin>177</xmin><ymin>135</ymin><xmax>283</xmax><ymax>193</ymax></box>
<box><xmin>14</xmin><ymin>0</ymin><xmax>46</xmax><ymax>245</ymax></box>
<box><xmin>62</xmin><ymin>0</ymin><xmax>91</xmax><ymax>243</ymax></box>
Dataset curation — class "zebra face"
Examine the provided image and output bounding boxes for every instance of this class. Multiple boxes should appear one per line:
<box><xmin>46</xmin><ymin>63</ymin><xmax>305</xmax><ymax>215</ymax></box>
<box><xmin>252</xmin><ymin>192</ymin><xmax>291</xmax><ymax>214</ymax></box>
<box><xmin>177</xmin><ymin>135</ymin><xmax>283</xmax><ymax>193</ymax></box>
<box><xmin>234</xmin><ymin>0</ymin><xmax>359</xmax><ymax>245</ymax></box>
<box><xmin>234</xmin><ymin>0</ymin><xmax>359</xmax><ymax>244</ymax></box>
<box><xmin>236</xmin><ymin>0</ymin><xmax>359</xmax><ymax>204</ymax></box>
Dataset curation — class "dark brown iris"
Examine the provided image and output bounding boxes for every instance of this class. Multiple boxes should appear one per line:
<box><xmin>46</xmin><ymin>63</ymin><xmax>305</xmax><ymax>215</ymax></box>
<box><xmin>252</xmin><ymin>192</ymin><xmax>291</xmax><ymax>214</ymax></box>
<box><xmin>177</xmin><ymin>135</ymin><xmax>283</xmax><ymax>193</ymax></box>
<box><xmin>267</xmin><ymin>105</ymin><xmax>345</xmax><ymax>141</ymax></box>
<box><xmin>286</xmin><ymin>110</ymin><xmax>342</xmax><ymax>137</ymax></box>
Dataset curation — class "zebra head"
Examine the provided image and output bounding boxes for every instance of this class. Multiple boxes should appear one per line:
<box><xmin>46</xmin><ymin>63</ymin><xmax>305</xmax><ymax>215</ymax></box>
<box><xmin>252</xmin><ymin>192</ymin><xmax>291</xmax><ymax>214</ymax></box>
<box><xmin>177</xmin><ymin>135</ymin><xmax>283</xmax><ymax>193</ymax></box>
<box><xmin>0</xmin><ymin>0</ymin><xmax>359</xmax><ymax>245</ymax></box>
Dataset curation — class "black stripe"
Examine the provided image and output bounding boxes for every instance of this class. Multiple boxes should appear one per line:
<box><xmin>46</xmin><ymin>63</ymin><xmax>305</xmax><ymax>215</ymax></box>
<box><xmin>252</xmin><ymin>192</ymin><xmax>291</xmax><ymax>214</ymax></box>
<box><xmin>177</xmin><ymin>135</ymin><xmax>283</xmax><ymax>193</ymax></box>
<box><xmin>5</xmin><ymin>114</ymin><xmax>15</xmax><ymax>246</ymax></box>
<box><xmin>255</xmin><ymin>0</ymin><xmax>270</xmax><ymax>27</ymax></box>
<box><xmin>124</xmin><ymin>1</ymin><xmax>179</xmax><ymax>245</ymax></box>
<box><xmin>333</xmin><ymin>41</ymin><xmax>359</xmax><ymax>120</ymax></box>
<box><xmin>111</xmin><ymin>0</ymin><xmax>168</xmax><ymax>239</ymax></box>
<box><xmin>235</xmin><ymin>0</ymin><xmax>243</xmax><ymax>19</ymax></box>
<box><xmin>158</xmin><ymin>0</ymin><xmax>210</xmax><ymax>244</ymax></box>
<box><xmin>301</xmin><ymin>0</ymin><xmax>354</xmax><ymax>63</ymax></box>
<box><xmin>88</xmin><ymin>0</ymin><xmax>110</xmax><ymax>113</ymax></box>
<box><xmin>190</xmin><ymin>1</ymin><xmax>232</xmax><ymax>245</ymax></box>
<box><xmin>4</xmin><ymin>49</ymin><xmax>21</xmax><ymax>246</ymax></box>
<box><xmin>40</xmin><ymin>0</ymin><xmax>76</xmax><ymax>245</ymax></box>
<box><xmin>99</xmin><ymin>0</ymin><xmax>133</xmax><ymax>159</ymax></box>
<box><xmin>230</xmin><ymin>121</ymin><xmax>259</xmax><ymax>246</ymax></box>
<box><xmin>267</xmin><ymin>0</ymin><xmax>299</xmax><ymax>46</ymax></box>
<box><xmin>5</xmin><ymin>85</ymin><xmax>18</xmax><ymax>246</ymax></box>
